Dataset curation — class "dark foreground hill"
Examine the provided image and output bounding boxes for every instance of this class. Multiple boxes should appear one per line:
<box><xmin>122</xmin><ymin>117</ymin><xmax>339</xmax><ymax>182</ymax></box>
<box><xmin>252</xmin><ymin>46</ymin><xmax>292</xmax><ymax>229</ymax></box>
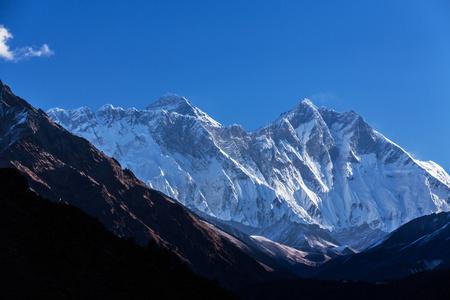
<box><xmin>0</xmin><ymin>167</ymin><xmax>238</xmax><ymax>299</ymax></box>
<box><xmin>0</xmin><ymin>79</ymin><xmax>284</xmax><ymax>288</ymax></box>
<box><xmin>315</xmin><ymin>211</ymin><xmax>450</xmax><ymax>282</ymax></box>
<box><xmin>2</xmin><ymin>167</ymin><xmax>449</xmax><ymax>300</ymax></box>
<box><xmin>237</xmin><ymin>269</ymin><xmax>450</xmax><ymax>300</ymax></box>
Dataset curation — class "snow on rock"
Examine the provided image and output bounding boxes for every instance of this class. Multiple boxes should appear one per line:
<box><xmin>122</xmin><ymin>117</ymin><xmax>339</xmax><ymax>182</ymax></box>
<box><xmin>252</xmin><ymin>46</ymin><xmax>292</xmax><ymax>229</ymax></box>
<box><xmin>47</xmin><ymin>97</ymin><xmax>450</xmax><ymax>249</ymax></box>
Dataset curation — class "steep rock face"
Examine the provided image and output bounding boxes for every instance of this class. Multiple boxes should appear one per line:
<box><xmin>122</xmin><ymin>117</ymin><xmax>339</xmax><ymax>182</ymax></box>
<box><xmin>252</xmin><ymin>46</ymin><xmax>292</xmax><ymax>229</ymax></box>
<box><xmin>47</xmin><ymin>93</ymin><xmax>450</xmax><ymax>248</ymax></box>
<box><xmin>0</xmin><ymin>81</ymin><xmax>280</xmax><ymax>288</ymax></box>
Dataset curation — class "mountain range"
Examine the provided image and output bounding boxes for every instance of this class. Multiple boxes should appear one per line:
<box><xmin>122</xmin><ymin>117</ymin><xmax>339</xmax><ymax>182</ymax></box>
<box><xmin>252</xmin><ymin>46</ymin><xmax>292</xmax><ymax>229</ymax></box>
<box><xmin>4</xmin><ymin>166</ymin><xmax>449</xmax><ymax>299</ymax></box>
<box><xmin>2</xmin><ymin>78</ymin><xmax>450</xmax><ymax>298</ymax></box>
<box><xmin>48</xmin><ymin>93</ymin><xmax>450</xmax><ymax>250</ymax></box>
<box><xmin>0</xmin><ymin>79</ymin><xmax>288</xmax><ymax>288</ymax></box>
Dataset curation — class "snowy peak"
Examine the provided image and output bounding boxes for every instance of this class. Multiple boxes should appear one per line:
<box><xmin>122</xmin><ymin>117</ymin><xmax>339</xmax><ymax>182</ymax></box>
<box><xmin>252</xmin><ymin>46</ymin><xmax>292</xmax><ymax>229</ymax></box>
<box><xmin>1</xmin><ymin>81</ymin><xmax>281</xmax><ymax>288</ymax></box>
<box><xmin>266</xmin><ymin>98</ymin><xmax>336</xmax><ymax>160</ymax></box>
<box><xmin>143</xmin><ymin>94</ymin><xmax>221</xmax><ymax>128</ymax></box>
<box><xmin>47</xmin><ymin>93</ymin><xmax>450</xmax><ymax>249</ymax></box>
<box><xmin>294</xmin><ymin>98</ymin><xmax>319</xmax><ymax>112</ymax></box>
<box><xmin>319</xmin><ymin>107</ymin><xmax>376</xmax><ymax>152</ymax></box>
<box><xmin>47</xmin><ymin>106</ymin><xmax>99</xmax><ymax>136</ymax></box>
<box><xmin>50</xmin><ymin>106</ymin><xmax>96</xmax><ymax>121</ymax></box>
<box><xmin>96</xmin><ymin>104</ymin><xmax>136</xmax><ymax>125</ymax></box>
<box><xmin>320</xmin><ymin>107</ymin><xmax>362</xmax><ymax>130</ymax></box>
<box><xmin>146</xmin><ymin>93</ymin><xmax>194</xmax><ymax>114</ymax></box>
<box><xmin>273</xmin><ymin>99</ymin><xmax>331</xmax><ymax>142</ymax></box>
<box><xmin>277</xmin><ymin>98</ymin><xmax>321</xmax><ymax>124</ymax></box>
<box><xmin>98</xmin><ymin>104</ymin><xmax>117</xmax><ymax>113</ymax></box>
<box><xmin>289</xmin><ymin>98</ymin><xmax>317</xmax><ymax>112</ymax></box>
<box><xmin>148</xmin><ymin>93</ymin><xmax>188</xmax><ymax>106</ymax></box>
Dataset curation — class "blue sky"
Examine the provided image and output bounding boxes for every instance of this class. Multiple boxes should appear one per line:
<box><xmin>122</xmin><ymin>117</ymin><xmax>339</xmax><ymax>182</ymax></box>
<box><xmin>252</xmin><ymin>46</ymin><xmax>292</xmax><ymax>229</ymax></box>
<box><xmin>1</xmin><ymin>0</ymin><xmax>450</xmax><ymax>171</ymax></box>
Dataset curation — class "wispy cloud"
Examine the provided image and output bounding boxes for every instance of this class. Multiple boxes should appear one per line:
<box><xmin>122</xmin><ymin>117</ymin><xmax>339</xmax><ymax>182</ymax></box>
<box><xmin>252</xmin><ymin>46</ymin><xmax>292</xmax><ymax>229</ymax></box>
<box><xmin>309</xmin><ymin>92</ymin><xmax>339</xmax><ymax>106</ymax></box>
<box><xmin>0</xmin><ymin>25</ymin><xmax>54</xmax><ymax>62</ymax></box>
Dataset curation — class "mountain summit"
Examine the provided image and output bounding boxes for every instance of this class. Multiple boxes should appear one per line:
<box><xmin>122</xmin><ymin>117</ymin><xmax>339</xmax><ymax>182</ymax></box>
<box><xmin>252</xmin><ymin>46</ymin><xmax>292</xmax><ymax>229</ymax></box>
<box><xmin>0</xmin><ymin>80</ymin><xmax>280</xmax><ymax>287</ymax></box>
<box><xmin>147</xmin><ymin>93</ymin><xmax>192</xmax><ymax>111</ymax></box>
<box><xmin>48</xmin><ymin>95</ymin><xmax>450</xmax><ymax>249</ymax></box>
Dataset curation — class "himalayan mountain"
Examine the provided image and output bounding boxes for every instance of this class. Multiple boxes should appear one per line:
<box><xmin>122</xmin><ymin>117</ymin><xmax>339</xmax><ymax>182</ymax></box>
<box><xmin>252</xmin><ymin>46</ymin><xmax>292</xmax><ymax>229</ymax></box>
<box><xmin>0</xmin><ymin>79</ymin><xmax>292</xmax><ymax>288</ymax></box>
<box><xmin>2</xmin><ymin>78</ymin><xmax>450</xmax><ymax>298</ymax></box>
<box><xmin>47</xmin><ymin>93</ymin><xmax>450</xmax><ymax>250</ymax></box>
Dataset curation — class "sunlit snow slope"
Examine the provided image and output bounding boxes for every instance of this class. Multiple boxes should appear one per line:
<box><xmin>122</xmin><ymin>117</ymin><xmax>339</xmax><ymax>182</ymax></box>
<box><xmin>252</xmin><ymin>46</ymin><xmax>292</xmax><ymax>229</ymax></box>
<box><xmin>48</xmin><ymin>95</ymin><xmax>450</xmax><ymax>244</ymax></box>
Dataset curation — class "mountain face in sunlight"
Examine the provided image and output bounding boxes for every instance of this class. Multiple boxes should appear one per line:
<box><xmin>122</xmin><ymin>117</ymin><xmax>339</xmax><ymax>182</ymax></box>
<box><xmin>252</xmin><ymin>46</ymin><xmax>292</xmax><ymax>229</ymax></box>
<box><xmin>0</xmin><ymin>80</ymin><xmax>281</xmax><ymax>288</ymax></box>
<box><xmin>48</xmin><ymin>94</ymin><xmax>450</xmax><ymax>250</ymax></box>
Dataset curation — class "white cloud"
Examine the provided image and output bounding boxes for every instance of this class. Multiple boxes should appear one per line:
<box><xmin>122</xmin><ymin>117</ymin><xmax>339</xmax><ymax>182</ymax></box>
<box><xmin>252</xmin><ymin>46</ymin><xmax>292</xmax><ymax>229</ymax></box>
<box><xmin>0</xmin><ymin>25</ymin><xmax>14</xmax><ymax>60</ymax></box>
<box><xmin>0</xmin><ymin>25</ymin><xmax>54</xmax><ymax>62</ymax></box>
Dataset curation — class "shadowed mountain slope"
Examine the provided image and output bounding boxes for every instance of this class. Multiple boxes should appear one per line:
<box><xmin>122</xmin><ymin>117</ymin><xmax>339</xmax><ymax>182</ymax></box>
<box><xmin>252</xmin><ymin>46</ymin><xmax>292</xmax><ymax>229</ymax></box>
<box><xmin>237</xmin><ymin>269</ymin><xmax>450</xmax><ymax>300</ymax></box>
<box><xmin>316</xmin><ymin>211</ymin><xmax>450</xmax><ymax>282</ymax></box>
<box><xmin>0</xmin><ymin>79</ymin><xmax>283</xmax><ymax>288</ymax></box>
<box><xmin>0</xmin><ymin>167</ymin><xmax>238</xmax><ymax>299</ymax></box>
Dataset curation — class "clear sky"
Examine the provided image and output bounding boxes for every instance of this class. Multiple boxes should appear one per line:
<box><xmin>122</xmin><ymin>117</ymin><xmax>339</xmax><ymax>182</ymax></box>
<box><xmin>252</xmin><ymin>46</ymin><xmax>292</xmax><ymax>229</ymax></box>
<box><xmin>1</xmin><ymin>1</ymin><xmax>450</xmax><ymax>171</ymax></box>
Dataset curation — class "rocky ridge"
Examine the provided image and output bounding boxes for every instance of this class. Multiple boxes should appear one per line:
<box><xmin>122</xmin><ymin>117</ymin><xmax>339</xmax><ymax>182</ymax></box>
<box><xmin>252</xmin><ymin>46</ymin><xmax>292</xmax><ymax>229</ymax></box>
<box><xmin>47</xmin><ymin>93</ymin><xmax>450</xmax><ymax>249</ymax></box>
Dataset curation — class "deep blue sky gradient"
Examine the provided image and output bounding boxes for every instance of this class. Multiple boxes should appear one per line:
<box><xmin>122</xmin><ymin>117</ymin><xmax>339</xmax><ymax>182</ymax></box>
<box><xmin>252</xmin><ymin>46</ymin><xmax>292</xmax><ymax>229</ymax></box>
<box><xmin>1</xmin><ymin>0</ymin><xmax>450</xmax><ymax>170</ymax></box>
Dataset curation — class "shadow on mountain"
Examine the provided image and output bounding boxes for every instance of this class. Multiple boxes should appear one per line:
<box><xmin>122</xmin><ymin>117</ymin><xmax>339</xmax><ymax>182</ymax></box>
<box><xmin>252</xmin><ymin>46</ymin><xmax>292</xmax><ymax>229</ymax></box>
<box><xmin>237</xmin><ymin>269</ymin><xmax>450</xmax><ymax>300</ymax></box>
<box><xmin>0</xmin><ymin>167</ymin><xmax>238</xmax><ymax>299</ymax></box>
<box><xmin>0</xmin><ymin>79</ymin><xmax>285</xmax><ymax>288</ymax></box>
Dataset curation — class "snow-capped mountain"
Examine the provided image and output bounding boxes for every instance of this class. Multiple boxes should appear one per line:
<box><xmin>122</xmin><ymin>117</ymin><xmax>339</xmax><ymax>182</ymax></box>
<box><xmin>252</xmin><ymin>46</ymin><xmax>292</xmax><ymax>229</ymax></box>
<box><xmin>0</xmin><ymin>80</ymin><xmax>282</xmax><ymax>288</ymax></box>
<box><xmin>47</xmin><ymin>94</ymin><xmax>450</xmax><ymax>248</ymax></box>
